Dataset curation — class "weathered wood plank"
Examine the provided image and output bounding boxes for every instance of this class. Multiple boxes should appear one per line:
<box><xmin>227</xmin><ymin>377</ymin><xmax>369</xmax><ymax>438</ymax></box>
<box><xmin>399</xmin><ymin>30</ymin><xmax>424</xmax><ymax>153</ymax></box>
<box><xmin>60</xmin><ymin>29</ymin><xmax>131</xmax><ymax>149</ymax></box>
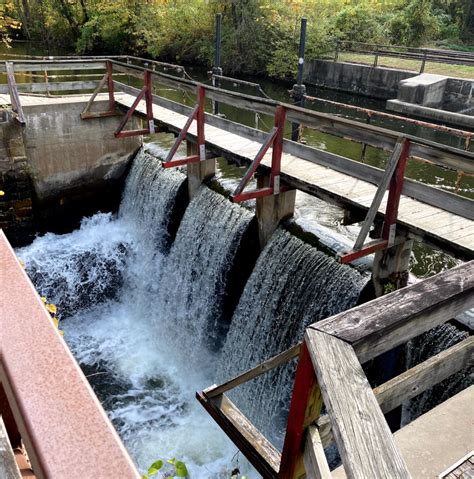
<box><xmin>0</xmin><ymin>417</ymin><xmax>21</xmax><ymax>479</ymax></box>
<box><xmin>0</xmin><ymin>61</ymin><xmax>105</xmax><ymax>72</ymax></box>
<box><xmin>116</xmin><ymin>92</ymin><xmax>474</xmax><ymax>258</ymax></box>
<box><xmin>311</xmin><ymin>261</ymin><xmax>474</xmax><ymax>364</ymax></box>
<box><xmin>374</xmin><ymin>336</ymin><xmax>474</xmax><ymax>413</ymax></box>
<box><xmin>305</xmin><ymin>329</ymin><xmax>411</xmax><ymax>479</ymax></box>
<box><xmin>205</xmin><ymin>344</ymin><xmax>300</xmax><ymax>399</ymax></box>
<box><xmin>304</xmin><ymin>425</ymin><xmax>332</xmax><ymax>479</ymax></box>
<box><xmin>286</xmin><ymin>107</ymin><xmax>474</xmax><ymax>174</ymax></box>
<box><xmin>196</xmin><ymin>391</ymin><xmax>280</xmax><ymax>478</ymax></box>
<box><xmin>5</xmin><ymin>62</ymin><xmax>25</xmax><ymax>125</ymax></box>
<box><xmin>317</xmin><ymin>336</ymin><xmax>474</xmax><ymax>448</ymax></box>
<box><xmin>0</xmin><ymin>80</ymin><xmax>100</xmax><ymax>94</ymax></box>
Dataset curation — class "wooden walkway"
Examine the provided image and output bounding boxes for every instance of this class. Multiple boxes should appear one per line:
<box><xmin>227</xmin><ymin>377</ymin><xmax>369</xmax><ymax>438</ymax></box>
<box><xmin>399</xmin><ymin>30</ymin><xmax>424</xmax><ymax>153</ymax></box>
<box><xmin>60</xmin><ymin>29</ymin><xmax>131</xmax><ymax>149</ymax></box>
<box><xmin>115</xmin><ymin>92</ymin><xmax>474</xmax><ymax>259</ymax></box>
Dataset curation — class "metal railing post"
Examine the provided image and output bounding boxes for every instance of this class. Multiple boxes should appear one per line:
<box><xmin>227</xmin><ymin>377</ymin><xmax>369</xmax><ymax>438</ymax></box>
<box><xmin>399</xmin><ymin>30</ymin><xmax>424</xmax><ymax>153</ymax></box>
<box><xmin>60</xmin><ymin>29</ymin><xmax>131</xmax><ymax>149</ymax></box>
<box><xmin>291</xmin><ymin>17</ymin><xmax>307</xmax><ymax>142</ymax></box>
<box><xmin>212</xmin><ymin>13</ymin><xmax>223</xmax><ymax>115</ymax></box>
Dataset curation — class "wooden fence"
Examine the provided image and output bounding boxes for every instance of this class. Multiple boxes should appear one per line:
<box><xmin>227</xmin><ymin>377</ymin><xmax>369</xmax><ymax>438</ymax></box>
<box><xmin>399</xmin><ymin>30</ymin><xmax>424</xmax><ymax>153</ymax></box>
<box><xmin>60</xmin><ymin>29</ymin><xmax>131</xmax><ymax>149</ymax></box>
<box><xmin>198</xmin><ymin>261</ymin><xmax>474</xmax><ymax>478</ymax></box>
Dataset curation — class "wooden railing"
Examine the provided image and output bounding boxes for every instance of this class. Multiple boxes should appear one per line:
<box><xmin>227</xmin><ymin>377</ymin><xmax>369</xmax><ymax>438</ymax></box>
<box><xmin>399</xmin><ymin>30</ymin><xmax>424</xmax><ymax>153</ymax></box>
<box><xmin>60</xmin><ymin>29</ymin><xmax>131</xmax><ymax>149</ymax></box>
<box><xmin>1</xmin><ymin>57</ymin><xmax>473</xmax><ymax>257</ymax></box>
<box><xmin>198</xmin><ymin>261</ymin><xmax>474</xmax><ymax>478</ymax></box>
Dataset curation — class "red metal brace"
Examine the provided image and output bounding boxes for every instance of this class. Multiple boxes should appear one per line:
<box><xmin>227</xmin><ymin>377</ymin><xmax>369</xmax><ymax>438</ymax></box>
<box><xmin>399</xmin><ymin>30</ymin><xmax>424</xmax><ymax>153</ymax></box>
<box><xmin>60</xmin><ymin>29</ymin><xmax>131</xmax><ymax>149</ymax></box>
<box><xmin>231</xmin><ymin>105</ymin><xmax>287</xmax><ymax>202</ymax></box>
<box><xmin>162</xmin><ymin>86</ymin><xmax>206</xmax><ymax>168</ymax></box>
<box><xmin>114</xmin><ymin>69</ymin><xmax>156</xmax><ymax>138</ymax></box>
<box><xmin>81</xmin><ymin>60</ymin><xmax>120</xmax><ymax>120</ymax></box>
<box><xmin>340</xmin><ymin>139</ymin><xmax>410</xmax><ymax>263</ymax></box>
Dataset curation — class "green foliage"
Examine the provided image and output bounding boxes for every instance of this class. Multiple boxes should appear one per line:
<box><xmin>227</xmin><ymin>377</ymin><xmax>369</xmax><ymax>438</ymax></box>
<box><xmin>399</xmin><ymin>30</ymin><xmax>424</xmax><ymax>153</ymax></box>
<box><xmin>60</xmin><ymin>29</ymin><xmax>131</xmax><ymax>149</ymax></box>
<box><xmin>387</xmin><ymin>0</ymin><xmax>440</xmax><ymax>46</ymax></box>
<box><xmin>4</xmin><ymin>0</ymin><xmax>474</xmax><ymax>78</ymax></box>
<box><xmin>142</xmin><ymin>458</ymin><xmax>189</xmax><ymax>479</ymax></box>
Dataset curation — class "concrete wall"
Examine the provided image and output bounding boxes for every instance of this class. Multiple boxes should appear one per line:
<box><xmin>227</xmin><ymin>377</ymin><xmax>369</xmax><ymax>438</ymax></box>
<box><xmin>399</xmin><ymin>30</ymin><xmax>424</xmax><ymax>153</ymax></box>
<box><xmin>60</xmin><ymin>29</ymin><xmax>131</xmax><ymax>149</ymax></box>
<box><xmin>304</xmin><ymin>60</ymin><xmax>416</xmax><ymax>99</ymax></box>
<box><xmin>0</xmin><ymin>94</ymin><xmax>141</xmax><ymax>244</ymax></box>
<box><xmin>21</xmin><ymin>96</ymin><xmax>140</xmax><ymax>201</ymax></box>
<box><xmin>443</xmin><ymin>78</ymin><xmax>474</xmax><ymax>112</ymax></box>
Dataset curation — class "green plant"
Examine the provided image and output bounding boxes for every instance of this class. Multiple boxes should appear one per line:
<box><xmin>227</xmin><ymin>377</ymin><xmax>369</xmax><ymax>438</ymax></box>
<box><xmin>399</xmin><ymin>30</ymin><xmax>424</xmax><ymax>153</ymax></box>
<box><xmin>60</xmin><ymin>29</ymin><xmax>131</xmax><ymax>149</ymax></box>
<box><xmin>142</xmin><ymin>458</ymin><xmax>189</xmax><ymax>479</ymax></box>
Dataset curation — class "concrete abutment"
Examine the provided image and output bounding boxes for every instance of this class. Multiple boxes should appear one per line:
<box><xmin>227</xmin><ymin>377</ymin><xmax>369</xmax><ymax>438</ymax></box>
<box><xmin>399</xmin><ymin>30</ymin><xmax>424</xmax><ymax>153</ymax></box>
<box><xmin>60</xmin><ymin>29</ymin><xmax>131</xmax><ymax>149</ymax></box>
<box><xmin>0</xmin><ymin>95</ymin><xmax>141</xmax><ymax>244</ymax></box>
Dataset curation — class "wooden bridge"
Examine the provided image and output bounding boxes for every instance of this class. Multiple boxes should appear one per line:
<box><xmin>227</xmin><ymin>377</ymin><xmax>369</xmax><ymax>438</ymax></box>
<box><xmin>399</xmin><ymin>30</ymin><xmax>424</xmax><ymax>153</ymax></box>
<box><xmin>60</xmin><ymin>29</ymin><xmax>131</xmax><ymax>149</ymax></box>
<box><xmin>0</xmin><ymin>56</ymin><xmax>473</xmax><ymax>478</ymax></box>
<box><xmin>1</xmin><ymin>56</ymin><xmax>472</xmax><ymax>264</ymax></box>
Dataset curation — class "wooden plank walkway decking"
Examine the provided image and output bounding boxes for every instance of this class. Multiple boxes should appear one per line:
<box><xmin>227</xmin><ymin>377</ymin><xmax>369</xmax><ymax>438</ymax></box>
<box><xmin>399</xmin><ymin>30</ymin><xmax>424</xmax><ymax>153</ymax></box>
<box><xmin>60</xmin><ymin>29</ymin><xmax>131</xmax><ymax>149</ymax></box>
<box><xmin>2</xmin><ymin>92</ymin><xmax>472</xmax><ymax>259</ymax></box>
<box><xmin>115</xmin><ymin>93</ymin><xmax>474</xmax><ymax>259</ymax></box>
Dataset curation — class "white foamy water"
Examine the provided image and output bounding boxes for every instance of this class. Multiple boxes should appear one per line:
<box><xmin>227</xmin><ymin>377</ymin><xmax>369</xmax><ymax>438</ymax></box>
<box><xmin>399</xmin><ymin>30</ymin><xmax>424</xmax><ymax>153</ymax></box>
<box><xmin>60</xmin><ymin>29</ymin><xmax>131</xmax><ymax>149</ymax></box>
<box><xmin>18</xmin><ymin>151</ymin><xmax>248</xmax><ymax>478</ymax></box>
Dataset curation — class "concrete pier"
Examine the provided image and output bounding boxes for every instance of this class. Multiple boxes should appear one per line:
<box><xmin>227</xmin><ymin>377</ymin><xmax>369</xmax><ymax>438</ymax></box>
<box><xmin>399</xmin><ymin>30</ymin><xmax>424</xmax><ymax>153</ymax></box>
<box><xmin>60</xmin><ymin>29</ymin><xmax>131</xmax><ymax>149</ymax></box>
<box><xmin>256</xmin><ymin>175</ymin><xmax>296</xmax><ymax>248</ymax></box>
<box><xmin>0</xmin><ymin>93</ymin><xmax>141</xmax><ymax>242</ymax></box>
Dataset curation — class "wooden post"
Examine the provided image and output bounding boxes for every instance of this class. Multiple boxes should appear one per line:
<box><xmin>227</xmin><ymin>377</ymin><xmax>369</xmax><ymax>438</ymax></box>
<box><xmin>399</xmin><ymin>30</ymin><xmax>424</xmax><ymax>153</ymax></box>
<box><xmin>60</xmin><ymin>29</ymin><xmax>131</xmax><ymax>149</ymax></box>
<box><xmin>279</xmin><ymin>341</ymin><xmax>322</xmax><ymax>479</ymax></box>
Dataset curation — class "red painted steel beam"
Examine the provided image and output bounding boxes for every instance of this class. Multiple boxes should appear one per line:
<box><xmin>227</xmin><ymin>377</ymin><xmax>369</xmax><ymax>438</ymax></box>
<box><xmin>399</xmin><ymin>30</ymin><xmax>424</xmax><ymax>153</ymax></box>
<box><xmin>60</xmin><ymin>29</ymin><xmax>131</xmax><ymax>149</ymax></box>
<box><xmin>231</xmin><ymin>187</ymin><xmax>274</xmax><ymax>203</ymax></box>
<box><xmin>162</xmin><ymin>155</ymin><xmax>200</xmax><ymax>168</ymax></box>
<box><xmin>232</xmin><ymin>106</ymin><xmax>287</xmax><ymax>203</ymax></box>
<box><xmin>115</xmin><ymin>128</ymin><xmax>151</xmax><ymax>139</ymax></box>
<box><xmin>0</xmin><ymin>231</ymin><xmax>140</xmax><ymax>479</ymax></box>
<box><xmin>114</xmin><ymin>68</ymin><xmax>156</xmax><ymax>138</ymax></box>
<box><xmin>339</xmin><ymin>238</ymin><xmax>389</xmax><ymax>264</ymax></box>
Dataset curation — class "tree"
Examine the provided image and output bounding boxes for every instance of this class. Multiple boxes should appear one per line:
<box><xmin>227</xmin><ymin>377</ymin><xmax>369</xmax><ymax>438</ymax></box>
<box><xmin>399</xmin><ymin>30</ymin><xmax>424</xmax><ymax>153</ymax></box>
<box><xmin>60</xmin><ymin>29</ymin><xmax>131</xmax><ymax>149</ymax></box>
<box><xmin>1</xmin><ymin>0</ymin><xmax>21</xmax><ymax>46</ymax></box>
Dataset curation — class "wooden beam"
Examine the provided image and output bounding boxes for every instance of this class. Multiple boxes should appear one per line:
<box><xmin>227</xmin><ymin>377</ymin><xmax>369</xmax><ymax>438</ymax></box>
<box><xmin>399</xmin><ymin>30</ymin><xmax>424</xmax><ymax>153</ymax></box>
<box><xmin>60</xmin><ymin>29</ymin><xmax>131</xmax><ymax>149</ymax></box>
<box><xmin>303</xmin><ymin>426</ymin><xmax>332</xmax><ymax>479</ymax></box>
<box><xmin>310</xmin><ymin>261</ymin><xmax>474</xmax><ymax>364</ymax></box>
<box><xmin>0</xmin><ymin>61</ymin><xmax>105</xmax><ymax>72</ymax></box>
<box><xmin>205</xmin><ymin>344</ymin><xmax>300</xmax><ymax>399</ymax></box>
<box><xmin>196</xmin><ymin>391</ymin><xmax>280</xmax><ymax>478</ymax></box>
<box><xmin>279</xmin><ymin>342</ymin><xmax>322</xmax><ymax>479</ymax></box>
<box><xmin>305</xmin><ymin>329</ymin><xmax>411</xmax><ymax>479</ymax></box>
<box><xmin>5</xmin><ymin>62</ymin><xmax>25</xmax><ymax>125</ymax></box>
<box><xmin>374</xmin><ymin>335</ymin><xmax>474</xmax><ymax>413</ymax></box>
<box><xmin>317</xmin><ymin>336</ymin><xmax>474</xmax><ymax>448</ymax></box>
<box><xmin>0</xmin><ymin>81</ymin><xmax>100</xmax><ymax>94</ymax></box>
<box><xmin>113</xmin><ymin>85</ymin><xmax>473</xmax><ymax>221</ymax></box>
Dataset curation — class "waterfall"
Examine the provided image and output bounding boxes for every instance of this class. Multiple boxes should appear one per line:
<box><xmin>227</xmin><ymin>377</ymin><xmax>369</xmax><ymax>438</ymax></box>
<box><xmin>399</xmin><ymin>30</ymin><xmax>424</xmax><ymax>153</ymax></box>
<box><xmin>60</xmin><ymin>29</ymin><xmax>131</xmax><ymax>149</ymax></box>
<box><xmin>18</xmin><ymin>143</ymin><xmax>466</xmax><ymax>477</ymax></box>
<box><xmin>119</xmin><ymin>147</ymin><xmax>187</xmax><ymax>252</ymax></box>
<box><xmin>156</xmin><ymin>186</ymin><xmax>255</xmax><ymax>356</ymax></box>
<box><xmin>218</xmin><ymin>229</ymin><xmax>367</xmax><ymax>447</ymax></box>
<box><xmin>17</xmin><ymin>213</ymin><xmax>132</xmax><ymax>318</ymax></box>
<box><xmin>403</xmin><ymin>322</ymin><xmax>472</xmax><ymax>423</ymax></box>
<box><xmin>17</xmin><ymin>147</ymin><xmax>254</xmax><ymax>477</ymax></box>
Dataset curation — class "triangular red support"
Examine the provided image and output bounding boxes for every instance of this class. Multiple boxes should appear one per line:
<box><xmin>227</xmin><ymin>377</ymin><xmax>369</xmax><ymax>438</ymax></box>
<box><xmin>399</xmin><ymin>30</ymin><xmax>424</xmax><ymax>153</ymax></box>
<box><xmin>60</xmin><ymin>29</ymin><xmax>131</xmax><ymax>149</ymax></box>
<box><xmin>115</xmin><ymin>69</ymin><xmax>156</xmax><ymax>138</ymax></box>
<box><xmin>231</xmin><ymin>105</ymin><xmax>287</xmax><ymax>202</ymax></box>
<box><xmin>163</xmin><ymin>86</ymin><xmax>206</xmax><ymax>168</ymax></box>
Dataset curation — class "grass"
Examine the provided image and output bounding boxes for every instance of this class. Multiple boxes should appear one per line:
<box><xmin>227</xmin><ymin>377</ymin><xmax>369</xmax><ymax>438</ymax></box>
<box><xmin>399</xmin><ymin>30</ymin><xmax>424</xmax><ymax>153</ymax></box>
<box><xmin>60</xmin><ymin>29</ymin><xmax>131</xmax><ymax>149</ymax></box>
<box><xmin>337</xmin><ymin>52</ymin><xmax>474</xmax><ymax>79</ymax></box>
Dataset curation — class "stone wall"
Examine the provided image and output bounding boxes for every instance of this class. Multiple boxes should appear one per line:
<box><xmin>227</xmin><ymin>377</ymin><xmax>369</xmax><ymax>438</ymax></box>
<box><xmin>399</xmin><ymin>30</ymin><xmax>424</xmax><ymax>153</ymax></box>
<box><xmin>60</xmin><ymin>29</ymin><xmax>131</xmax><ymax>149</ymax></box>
<box><xmin>0</xmin><ymin>110</ymin><xmax>34</xmax><ymax>245</ymax></box>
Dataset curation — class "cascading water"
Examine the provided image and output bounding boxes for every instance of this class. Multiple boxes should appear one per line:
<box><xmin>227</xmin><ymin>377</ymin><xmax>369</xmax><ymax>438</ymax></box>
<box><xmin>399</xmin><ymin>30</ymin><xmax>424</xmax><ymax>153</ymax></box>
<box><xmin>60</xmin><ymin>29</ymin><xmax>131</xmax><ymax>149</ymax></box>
<box><xmin>403</xmin><ymin>322</ymin><xmax>472</xmax><ymax>424</ymax></box>
<box><xmin>17</xmin><ymin>147</ymin><xmax>255</xmax><ymax>477</ymax></box>
<box><xmin>218</xmin><ymin>229</ymin><xmax>367</xmax><ymax>447</ymax></box>
<box><xmin>17</xmin><ymin>141</ymin><xmax>467</xmax><ymax>477</ymax></box>
<box><xmin>156</xmin><ymin>186</ymin><xmax>255</xmax><ymax>356</ymax></box>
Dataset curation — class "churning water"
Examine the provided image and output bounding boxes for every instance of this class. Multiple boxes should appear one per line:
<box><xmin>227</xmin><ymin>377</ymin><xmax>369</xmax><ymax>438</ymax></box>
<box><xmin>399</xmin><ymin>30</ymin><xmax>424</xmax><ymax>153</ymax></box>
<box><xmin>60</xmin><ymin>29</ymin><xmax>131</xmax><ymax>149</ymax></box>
<box><xmin>18</xmin><ymin>149</ymin><xmax>247</xmax><ymax>477</ymax></box>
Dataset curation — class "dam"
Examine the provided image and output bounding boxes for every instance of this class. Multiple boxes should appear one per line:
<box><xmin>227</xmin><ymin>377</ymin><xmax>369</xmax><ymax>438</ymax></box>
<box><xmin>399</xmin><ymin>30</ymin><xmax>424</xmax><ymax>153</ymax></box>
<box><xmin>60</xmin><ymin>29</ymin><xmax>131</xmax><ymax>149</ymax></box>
<box><xmin>0</xmin><ymin>56</ymin><xmax>472</xmax><ymax>479</ymax></box>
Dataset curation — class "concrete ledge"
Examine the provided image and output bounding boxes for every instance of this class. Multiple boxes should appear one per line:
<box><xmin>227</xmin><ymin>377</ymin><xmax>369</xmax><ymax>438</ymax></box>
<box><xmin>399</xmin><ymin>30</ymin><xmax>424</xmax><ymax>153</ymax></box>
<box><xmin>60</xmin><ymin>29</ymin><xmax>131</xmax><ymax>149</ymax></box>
<box><xmin>387</xmin><ymin>99</ymin><xmax>474</xmax><ymax>128</ymax></box>
<box><xmin>332</xmin><ymin>385</ymin><xmax>474</xmax><ymax>478</ymax></box>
